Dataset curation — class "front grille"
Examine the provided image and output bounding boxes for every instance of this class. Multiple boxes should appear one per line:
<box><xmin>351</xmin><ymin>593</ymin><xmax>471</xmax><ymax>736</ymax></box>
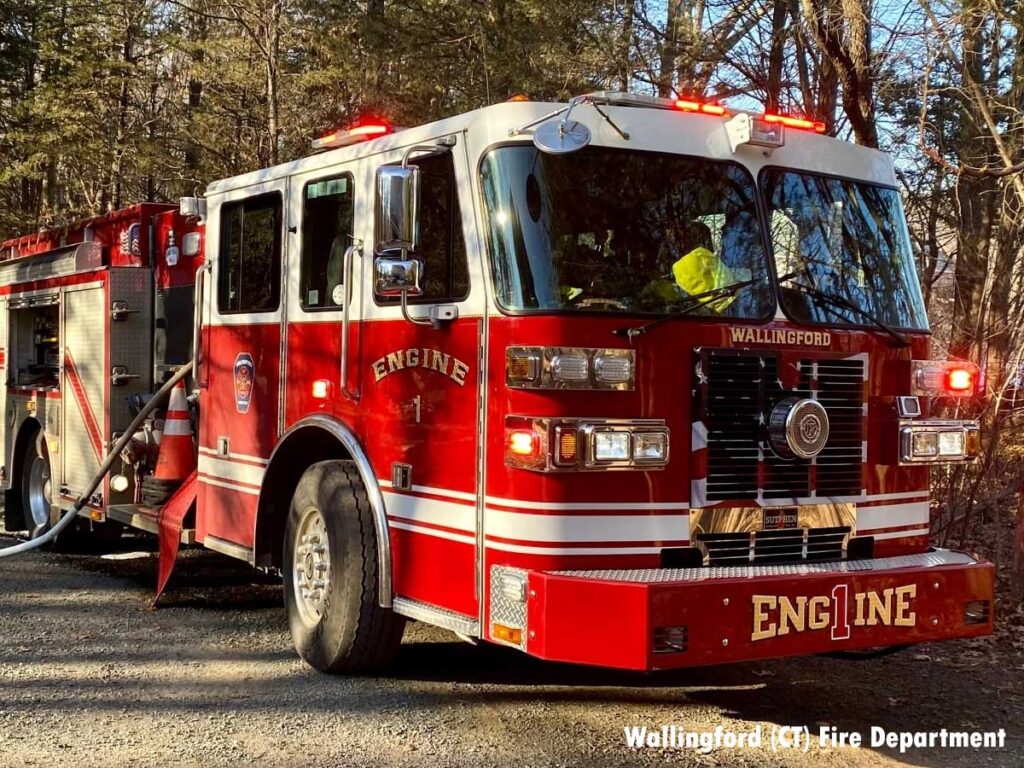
<box><xmin>698</xmin><ymin>349</ymin><xmax>864</xmax><ymax>502</ymax></box>
<box><xmin>697</xmin><ymin>526</ymin><xmax>850</xmax><ymax>565</ymax></box>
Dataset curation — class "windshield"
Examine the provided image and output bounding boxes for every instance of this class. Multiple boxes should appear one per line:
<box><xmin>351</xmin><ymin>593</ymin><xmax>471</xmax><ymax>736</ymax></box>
<box><xmin>761</xmin><ymin>168</ymin><xmax>929</xmax><ymax>331</ymax></box>
<box><xmin>480</xmin><ymin>145</ymin><xmax>773</xmax><ymax>318</ymax></box>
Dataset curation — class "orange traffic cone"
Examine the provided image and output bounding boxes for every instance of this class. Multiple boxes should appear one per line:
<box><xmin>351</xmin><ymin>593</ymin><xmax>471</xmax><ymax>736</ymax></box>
<box><xmin>153</xmin><ymin>380</ymin><xmax>196</xmax><ymax>481</ymax></box>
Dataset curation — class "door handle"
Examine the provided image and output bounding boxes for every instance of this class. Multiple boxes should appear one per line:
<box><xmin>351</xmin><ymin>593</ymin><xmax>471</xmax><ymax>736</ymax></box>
<box><xmin>340</xmin><ymin>242</ymin><xmax>362</xmax><ymax>400</ymax></box>
<box><xmin>193</xmin><ymin>261</ymin><xmax>212</xmax><ymax>388</ymax></box>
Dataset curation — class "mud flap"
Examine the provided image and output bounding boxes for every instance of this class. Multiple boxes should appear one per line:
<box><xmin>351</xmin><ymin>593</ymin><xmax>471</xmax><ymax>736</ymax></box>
<box><xmin>154</xmin><ymin>470</ymin><xmax>198</xmax><ymax>602</ymax></box>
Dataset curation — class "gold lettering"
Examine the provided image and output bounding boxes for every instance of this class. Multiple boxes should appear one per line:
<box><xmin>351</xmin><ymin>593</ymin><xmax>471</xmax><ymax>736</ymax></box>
<box><xmin>406</xmin><ymin>348</ymin><xmax>419</xmax><ymax>367</ymax></box>
<box><xmin>752</xmin><ymin>596</ymin><xmax>777</xmax><ymax>641</ymax></box>
<box><xmin>893</xmin><ymin>584</ymin><xmax>917</xmax><ymax>627</ymax></box>
<box><xmin>386</xmin><ymin>350</ymin><xmax>405</xmax><ymax>373</ymax></box>
<box><xmin>372</xmin><ymin>358</ymin><xmax>387</xmax><ymax>382</ymax></box>
<box><xmin>854</xmin><ymin>592</ymin><xmax>868</xmax><ymax>626</ymax></box>
<box><xmin>808</xmin><ymin>596</ymin><xmax>830</xmax><ymax>630</ymax></box>
<box><xmin>865</xmin><ymin>589</ymin><xmax>893</xmax><ymax>626</ymax></box>
<box><xmin>451</xmin><ymin>359</ymin><xmax>469</xmax><ymax>386</ymax></box>
<box><xmin>431</xmin><ymin>350</ymin><xmax>451</xmax><ymax>374</ymax></box>
<box><xmin>729</xmin><ymin>328</ymin><xmax>745</xmax><ymax>343</ymax></box>
<box><xmin>778</xmin><ymin>596</ymin><xmax>806</xmax><ymax>636</ymax></box>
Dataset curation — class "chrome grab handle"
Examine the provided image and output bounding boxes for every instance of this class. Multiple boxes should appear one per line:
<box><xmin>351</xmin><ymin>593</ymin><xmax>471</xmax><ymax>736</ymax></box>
<box><xmin>193</xmin><ymin>261</ymin><xmax>212</xmax><ymax>388</ymax></box>
<box><xmin>341</xmin><ymin>243</ymin><xmax>362</xmax><ymax>400</ymax></box>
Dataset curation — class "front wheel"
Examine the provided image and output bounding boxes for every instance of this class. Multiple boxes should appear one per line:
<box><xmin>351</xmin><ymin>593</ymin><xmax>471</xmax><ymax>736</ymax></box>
<box><xmin>283</xmin><ymin>460</ymin><xmax>405</xmax><ymax>673</ymax></box>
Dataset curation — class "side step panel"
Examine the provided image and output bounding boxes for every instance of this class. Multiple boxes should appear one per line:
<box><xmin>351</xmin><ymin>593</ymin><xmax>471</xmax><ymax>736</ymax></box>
<box><xmin>106</xmin><ymin>503</ymin><xmax>196</xmax><ymax>543</ymax></box>
<box><xmin>392</xmin><ymin>596</ymin><xmax>479</xmax><ymax>637</ymax></box>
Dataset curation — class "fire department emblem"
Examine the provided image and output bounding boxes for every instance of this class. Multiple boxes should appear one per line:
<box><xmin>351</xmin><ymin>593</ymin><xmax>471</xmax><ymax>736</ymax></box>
<box><xmin>234</xmin><ymin>352</ymin><xmax>255</xmax><ymax>413</ymax></box>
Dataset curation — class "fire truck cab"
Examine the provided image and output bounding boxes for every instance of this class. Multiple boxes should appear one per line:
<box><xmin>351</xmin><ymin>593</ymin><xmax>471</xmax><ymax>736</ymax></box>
<box><xmin>1</xmin><ymin>92</ymin><xmax>994</xmax><ymax>672</ymax></box>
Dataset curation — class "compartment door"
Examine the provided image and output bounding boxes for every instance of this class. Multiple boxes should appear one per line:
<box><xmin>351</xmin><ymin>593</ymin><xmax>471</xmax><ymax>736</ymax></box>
<box><xmin>62</xmin><ymin>283</ymin><xmax>107</xmax><ymax>503</ymax></box>
<box><xmin>0</xmin><ymin>298</ymin><xmax>7</xmax><ymax>489</ymax></box>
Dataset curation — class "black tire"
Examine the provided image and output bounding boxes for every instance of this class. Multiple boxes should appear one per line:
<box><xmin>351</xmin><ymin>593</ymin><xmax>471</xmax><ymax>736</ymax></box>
<box><xmin>20</xmin><ymin>426</ymin><xmax>53</xmax><ymax>539</ymax></box>
<box><xmin>18</xmin><ymin>424</ymin><xmax>122</xmax><ymax>550</ymax></box>
<box><xmin>283</xmin><ymin>460</ymin><xmax>405</xmax><ymax>673</ymax></box>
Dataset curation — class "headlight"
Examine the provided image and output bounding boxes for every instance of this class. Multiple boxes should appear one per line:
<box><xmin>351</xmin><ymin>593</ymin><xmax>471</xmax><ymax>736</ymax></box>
<box><xmin>593</xmin><ymin>431</ymin><xmax>630</xmax><ymax>461</ymax></box>
<box><xmin>505</xmin><ymin>416</ymin><xmax>668</xmax><ymax>471</ymax></box>
<box><xmin>633</xmin><ymin>432</ymin><xmax>668</xmax><ymax>462</ymax></box>
<box><xmin>506</xmin><ymin>347</ymin><xmax>634</xmax><ymax>390</ymax></box>
<box><xmin>900</xmin><ymin>421</ymin><xmax>980</xmax><ymax>464</ymax></box>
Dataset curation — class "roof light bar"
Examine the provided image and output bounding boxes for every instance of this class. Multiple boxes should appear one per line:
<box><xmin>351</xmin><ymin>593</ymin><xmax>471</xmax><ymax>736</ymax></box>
<box><xmin>674</xmin><ymin>99</ymin><xmax>727</xmax><ymax>116</ymax></box>
<box><xmin>312</xmin><ymin>122</ymin><xmax>393</xmax><ymax>151</ymax></box>
<box><xmin>763</xmin><ymin>113</ymin><xmax>826</xmax><ymax>134</ymax></box>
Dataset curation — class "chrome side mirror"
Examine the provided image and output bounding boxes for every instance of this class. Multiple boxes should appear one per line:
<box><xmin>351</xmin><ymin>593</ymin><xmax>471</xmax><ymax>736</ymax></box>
<box><xmin>375</xmin><ymin>166</ymin><xmax>420</xmax><ymax>254</ymax></box>
<box><xmin>374</xmin><ymin>257</ymin><xmax>423</xmax><ymax>298</ymax></box>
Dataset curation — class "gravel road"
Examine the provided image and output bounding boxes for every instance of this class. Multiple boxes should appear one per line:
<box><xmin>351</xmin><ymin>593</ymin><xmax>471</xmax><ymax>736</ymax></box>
<box><xmin>0</xmin><ymin>533</ymin><xmax>1020</xmax><ymax>768</ymax></box>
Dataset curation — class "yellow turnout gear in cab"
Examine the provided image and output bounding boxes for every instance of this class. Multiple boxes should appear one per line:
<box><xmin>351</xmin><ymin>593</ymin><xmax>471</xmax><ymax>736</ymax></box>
<box><xmin>671</xmin><ymin>246</ymin><xmax>737</xmax><ymax>311</ymax></box>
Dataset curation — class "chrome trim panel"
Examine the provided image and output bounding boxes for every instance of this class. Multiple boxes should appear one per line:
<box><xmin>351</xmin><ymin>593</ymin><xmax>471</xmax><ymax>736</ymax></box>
<box><xmin>392</xmin><ymin>596</ymin><xmax>479</xmax><ymax>636</ymax></box>
<box><xmin>553</xmin><ymin>550</ymin><xmax>977</xmax><ymax>582</ymax></box>
<box><xmin>204</xmin><ymin>533</ymin><xmax>255</xmax><ymax>564</ymax></box>
<box><xmin>266</xmin><ymin>414</ymin><xmax>393</xmax><ymax>607</ymax></box>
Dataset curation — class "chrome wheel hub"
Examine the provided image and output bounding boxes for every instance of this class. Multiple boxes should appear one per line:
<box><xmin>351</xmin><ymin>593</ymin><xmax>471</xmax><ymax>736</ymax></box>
<box><xmin>292</xmin><ymin>508</ymin><xmax>330</xmax><ymax>625</ymax></box>
<box><xmin>27</xmin><ymin>454</ymin><xmax>51</xmax><ymax>532</ymax></box>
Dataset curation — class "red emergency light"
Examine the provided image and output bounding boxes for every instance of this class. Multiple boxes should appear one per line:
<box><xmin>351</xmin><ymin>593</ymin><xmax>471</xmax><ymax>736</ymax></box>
<box><xmin>312</xmin><ymin>120</ymin><xmax>393</xmax><ymax>151</ymax></box>
<box><xmin>674</xmin><ymin>99</ymin><xmax>727</xmax><ymax>116</ymax></box>
<box><xmin>762</xmin><ymin>113</ymin><xmax>827</xmax><ymax>134</ymax></box>
<box><xmin>911</xmin><ymin>360</ymin><xmax>980</xmax><ymax>397</ymax></box>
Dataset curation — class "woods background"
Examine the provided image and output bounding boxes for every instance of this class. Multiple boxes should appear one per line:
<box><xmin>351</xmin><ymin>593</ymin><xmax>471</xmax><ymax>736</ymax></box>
<box><xmin>1</xmin><ymin>1</ymin><xmax>1022</xmax><ymax>597</ymax></box>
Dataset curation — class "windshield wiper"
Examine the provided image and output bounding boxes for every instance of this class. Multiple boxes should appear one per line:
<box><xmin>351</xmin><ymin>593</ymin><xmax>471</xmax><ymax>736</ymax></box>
<box><xmin>613</xmin><ymin>278</ymin><xmax>756</xmax><ymax>338</ymax></box>
<box><xmin>781</xmin><ymin>277</ymin><xmax>910</xmax><ymax>348</ymax></box>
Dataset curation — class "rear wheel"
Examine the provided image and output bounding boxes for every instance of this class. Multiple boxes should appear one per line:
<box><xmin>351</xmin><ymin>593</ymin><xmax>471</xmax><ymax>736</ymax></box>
<box><xmin>283</xmin><ymin>460</ymin><xmax>405</xmax><ymax>673</ymax></box>
<box><xmin>21</xmin><ymin>429</ymin><xmax>52</xmax><ymax>539</ymax></box>
<box><xmin>18</xmin><ymin>424</ymin><xmax>122</xmax><ymax>548</ymax></box>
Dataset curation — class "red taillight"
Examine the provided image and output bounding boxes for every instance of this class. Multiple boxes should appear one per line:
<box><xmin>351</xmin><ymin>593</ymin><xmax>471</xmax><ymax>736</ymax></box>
<box><xmin>675</xmin><ymin>99</ymin><xmax>727</xmax><ymax>116</ymax></box>
<box><xmin>763</xmin><ymin>113</ymin><xmax>826</xmax><ymax>133</ymax></box>
<box><xmin>947</xmin><ymin>367</ymin><xmax>974</xmax><ymax>393</ymax></box>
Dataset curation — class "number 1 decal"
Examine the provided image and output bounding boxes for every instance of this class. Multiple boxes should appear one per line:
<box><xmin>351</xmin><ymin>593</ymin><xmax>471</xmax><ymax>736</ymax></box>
<box><xmin>831</xmin><ymin>584</ymin><xmax>850</xmax><ymax>641</ymax></box>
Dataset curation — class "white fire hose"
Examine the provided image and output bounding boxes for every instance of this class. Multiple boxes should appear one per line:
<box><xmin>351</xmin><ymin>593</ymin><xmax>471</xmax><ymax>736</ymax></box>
<box><xmin>0</xmin><ymin>361</ymin><xmax>194</xmax><ymax>558</ymax></box>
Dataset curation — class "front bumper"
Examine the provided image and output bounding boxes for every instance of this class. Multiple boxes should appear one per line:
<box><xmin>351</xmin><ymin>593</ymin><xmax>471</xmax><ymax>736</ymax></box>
<box><xmin>510</xmin><ymin>550</ymin><xmax>993</xmax><ymax>670</ymax></box>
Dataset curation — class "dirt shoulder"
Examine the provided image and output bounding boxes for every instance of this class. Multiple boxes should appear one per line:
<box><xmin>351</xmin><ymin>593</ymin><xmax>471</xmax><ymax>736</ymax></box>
<box><xmin>0</xmin><ymin>536</ymin><xmax>1020</xmax><ymax>768</ymax></box>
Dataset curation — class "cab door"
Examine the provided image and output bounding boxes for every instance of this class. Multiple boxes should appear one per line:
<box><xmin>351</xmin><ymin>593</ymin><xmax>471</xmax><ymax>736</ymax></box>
<box><xmin>197</xmin><ymin>180</ymin><xmax>287</xmax><ymax>551</ymax></box>
<box><xmin>359</xmin><ymin>138</ymin><xmax>486</xmax><ymax>619</ymax></box>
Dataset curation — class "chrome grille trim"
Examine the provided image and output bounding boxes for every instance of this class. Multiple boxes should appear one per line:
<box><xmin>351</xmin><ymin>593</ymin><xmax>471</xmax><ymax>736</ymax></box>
<box><xmin>552</xmin><ymin>550</ymin><xmax>976</xmax><ymax>582</ymax></box>
<box><xmin>697</xmin><ymin>525</ymin><xmax>850</xmax><ymax>565</ymax></box>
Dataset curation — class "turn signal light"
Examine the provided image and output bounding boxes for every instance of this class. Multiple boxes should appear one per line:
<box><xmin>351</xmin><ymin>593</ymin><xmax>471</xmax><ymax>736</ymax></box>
<box><xmin>507</xmin><ymin>429</ymin><xmax>538</xmax><ymax>457</ymax></box>
<box><xmin>492</xmin><ymin>623</ymin><xmax>523</xmax><ymax>646</ymax></box>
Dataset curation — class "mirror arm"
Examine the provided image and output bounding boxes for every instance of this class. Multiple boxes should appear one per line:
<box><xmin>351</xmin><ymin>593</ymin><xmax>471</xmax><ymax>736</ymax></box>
<box><xmin>400</xmin><ymin>289</ymin><xmax>433</xmax><ymax>327</ymax></box>
<box><xmin>402</xmin><ymin>143</ymin><xmax>449</xmax><ymax>168</ymax></box>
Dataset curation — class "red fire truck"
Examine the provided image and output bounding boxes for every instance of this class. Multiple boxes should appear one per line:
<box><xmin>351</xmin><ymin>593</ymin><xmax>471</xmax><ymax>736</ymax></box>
<box><xmin>0</xmin><ymin>92</ymin><xmax>994</xmax><ymax>672</ymax></box>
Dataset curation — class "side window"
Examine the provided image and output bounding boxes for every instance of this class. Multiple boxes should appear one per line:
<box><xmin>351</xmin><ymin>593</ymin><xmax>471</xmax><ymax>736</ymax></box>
<box><xmin>301</xmin><ymin>174</ymin><xmax>354</xmax><ymax>310</ymax></box>
<box><xmin>218</xmin><ymin>192</ymin><xmax>282</xmax><ymax>313</ymax></box>
<box><xmin>382</xmin><ymin>151</ymin><xmax>469</xmax><ymax>304</ymax></box>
